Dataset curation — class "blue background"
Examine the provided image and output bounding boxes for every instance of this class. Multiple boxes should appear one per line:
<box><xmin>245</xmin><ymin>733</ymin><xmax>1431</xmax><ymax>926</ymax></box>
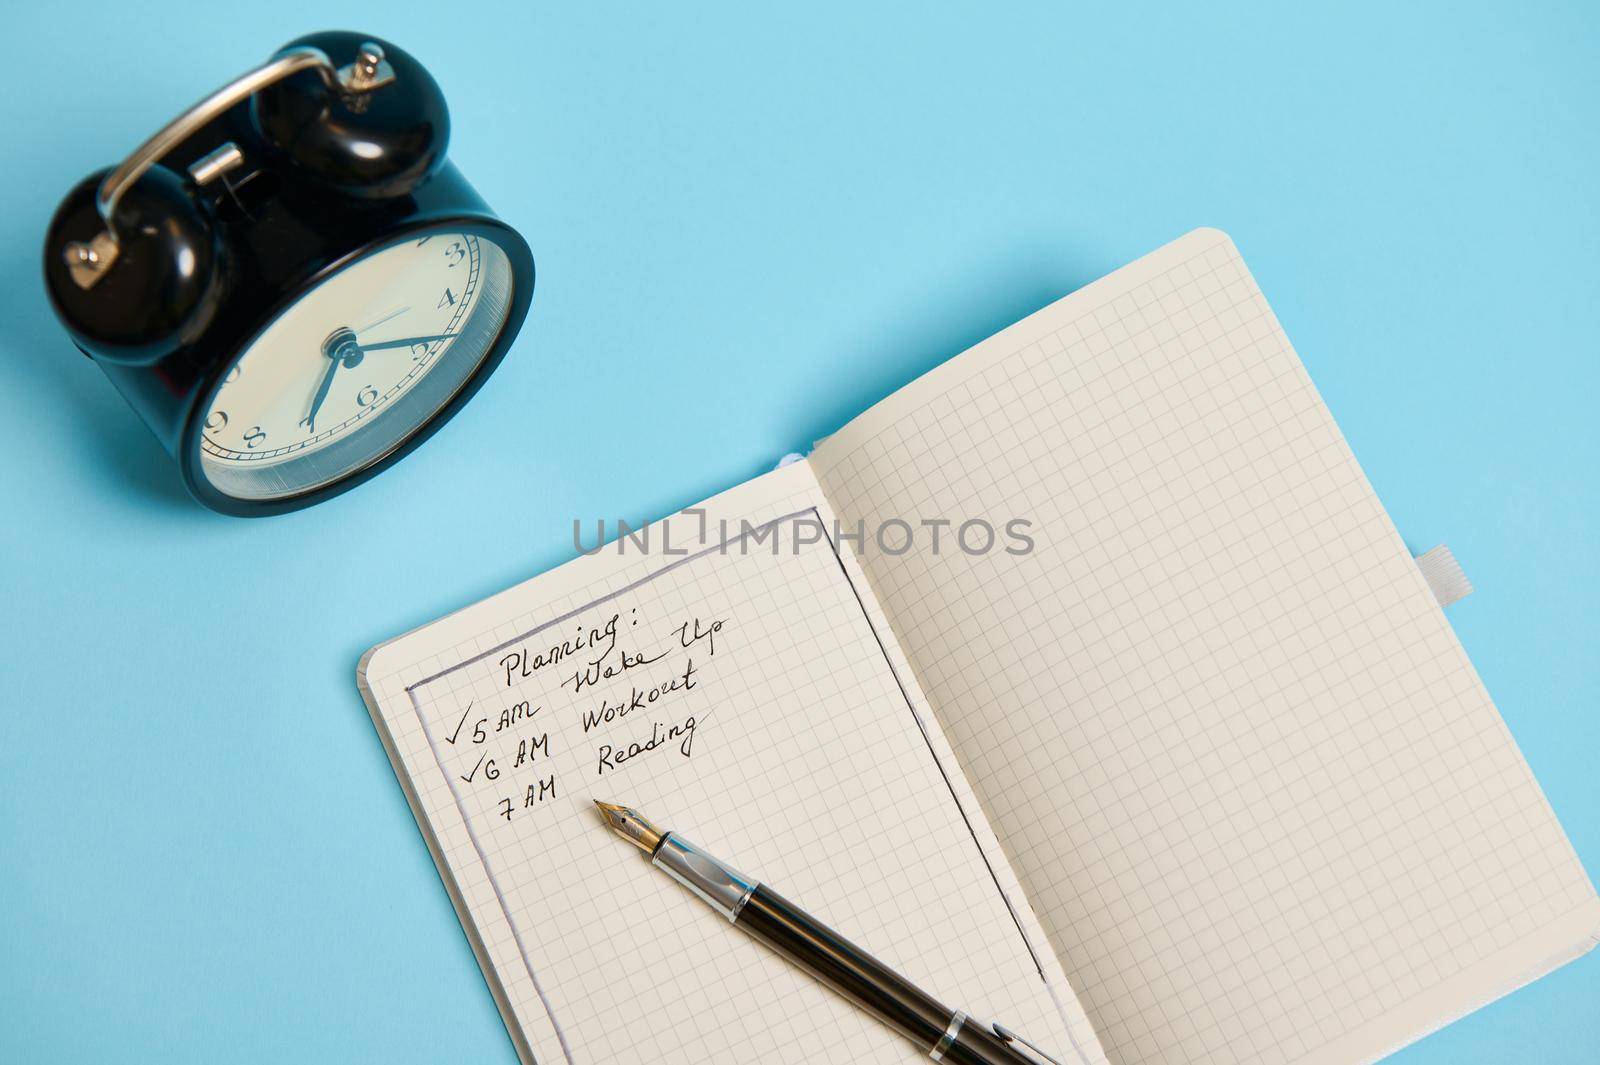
<box><xmin>3</xmin><ymin>2</ymin><xmax>1595</xmax><ymax>1062</ymax></box>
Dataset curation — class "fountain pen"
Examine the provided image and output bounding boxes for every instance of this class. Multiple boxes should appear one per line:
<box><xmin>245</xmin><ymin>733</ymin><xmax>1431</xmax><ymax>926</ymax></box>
<box><xmin>594</xmin><ymin>801</ymin><xmax>1062</xmax><ymax>1065</ymax></box>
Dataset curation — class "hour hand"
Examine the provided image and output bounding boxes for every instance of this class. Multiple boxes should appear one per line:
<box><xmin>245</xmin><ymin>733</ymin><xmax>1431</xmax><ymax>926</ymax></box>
<box><xmin>300</xmin><ymin>355</ymin><xmax>342</xmax><ymax>433</ymax></box>
<box><xmin>355</xmin><ymin>332</ymin><xmax>460</xmax><ymax>353</ymax></box>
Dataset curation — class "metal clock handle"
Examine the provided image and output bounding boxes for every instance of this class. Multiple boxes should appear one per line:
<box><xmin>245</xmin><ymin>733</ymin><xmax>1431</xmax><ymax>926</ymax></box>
<box><xmin>63</xmin><ymin>42</ymin><xmax>396</xmax><ymax>290</ymax></box>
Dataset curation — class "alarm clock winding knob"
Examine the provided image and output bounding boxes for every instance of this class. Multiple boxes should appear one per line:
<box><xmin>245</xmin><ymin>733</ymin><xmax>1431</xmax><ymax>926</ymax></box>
<box><xmin>340</xmin><ymin>43</ymin><xmax>392</xmax><ymax>95</ymax></box>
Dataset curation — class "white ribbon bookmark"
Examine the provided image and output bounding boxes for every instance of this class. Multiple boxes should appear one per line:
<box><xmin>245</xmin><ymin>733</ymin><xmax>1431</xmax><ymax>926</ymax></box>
<box><xmin>1416</xmin><ymin>544</ymin><xmax>1474</xmax><ymax>608</ymax></box>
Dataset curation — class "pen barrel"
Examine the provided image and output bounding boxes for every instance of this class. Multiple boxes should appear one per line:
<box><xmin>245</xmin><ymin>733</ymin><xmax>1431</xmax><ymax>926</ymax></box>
<box><xmin>737</xmin><ymin>884</ymin><xmax>1033</xmax><ymax>1065</ymax></box>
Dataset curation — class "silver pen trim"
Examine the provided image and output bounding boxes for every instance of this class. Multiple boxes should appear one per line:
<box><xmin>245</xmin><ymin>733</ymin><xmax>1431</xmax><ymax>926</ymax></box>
<box><xmin>929</xmin><ymin>1010</ymin><xmax>966</xmax><ymax>1061</ymax></box>
<box><xmin>651</xmin><ymin>831</ymin><xmax>759</xmax><ymax>921</ymax></box>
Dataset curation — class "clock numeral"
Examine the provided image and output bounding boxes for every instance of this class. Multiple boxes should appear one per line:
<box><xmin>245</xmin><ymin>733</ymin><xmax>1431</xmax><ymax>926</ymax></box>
<box><xmin>243</xmin><ymin>426</ymin><xmax>267</xmax><ymax>449</ymax></box>
<box><xmin>356</xmin><ymin>385</ymin><xmax>380</xmax><ymax>408</ymax></box>
<box><xmin>204</xmin><ymin>410</ymin><xmax>229</xmax><ymax>433</ymax></box>
<box><xmin>415</xmin><ymin>235</ymin><xmax>433</xmax><ymax>248</ymax></box>
<box><xmin>437</xmin><ymin>288</ymin><xmax>457</xmax><ymax>309</ymax></box>
<box><xmin>444</xmin><ymin>241</ymin><xmax>466</xmax><ymax>267</ymax></box>
<box><xmin>222</xmin><ymin>364</ymin><xmax>241</xmax><ymax>385</ymax></box>
<box><xmin>411</xmin><ymin>342</ymin><xmax>431</xmax><ymax>362</ymax></box>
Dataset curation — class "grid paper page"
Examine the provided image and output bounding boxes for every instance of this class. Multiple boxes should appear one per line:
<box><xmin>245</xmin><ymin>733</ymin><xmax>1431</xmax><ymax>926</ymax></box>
<box><xmin>812</xmin><ymin>229</ymin><xmax>1600</xmax><ymax>1065</ymax></box>
<box><xmin>360</xmin><ymin>463</ymin><xmax>1106</xmax><ymax>1065</ymax></box>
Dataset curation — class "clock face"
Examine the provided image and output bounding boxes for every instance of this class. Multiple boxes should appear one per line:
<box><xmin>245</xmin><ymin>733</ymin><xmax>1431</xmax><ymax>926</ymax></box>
<box><xmin>197</xmin><ymin>231</ymin><xmax>515</xmax><ymax>501</ymax></box>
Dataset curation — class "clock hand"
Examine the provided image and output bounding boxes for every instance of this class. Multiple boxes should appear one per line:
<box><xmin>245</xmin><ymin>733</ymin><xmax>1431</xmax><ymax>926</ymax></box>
<box><xmin>355</xmin><ymin>306</ymin><xmax>410</xmax><ymax>334</ymax></box>
<box><xmin>299</xmin><ymin>354</ymin><xmax>342</xmax><ymax>434</ymax></box>
<box><xmin>298</xmin><ymin>329</ymin><xmax>453</xmax><ymax>434</ymax></box>
<box><xmin>355</xmin><ymin>332</ymin><xmax>460</xmax><ymax>353</ymax></box>
<box><xmin>301</xmin><ymin>327</ymin><xmax>361</xmax><ymax>433</ymax></box>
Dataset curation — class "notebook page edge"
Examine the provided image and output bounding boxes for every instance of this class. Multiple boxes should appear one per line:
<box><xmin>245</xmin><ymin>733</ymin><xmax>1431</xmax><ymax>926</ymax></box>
<box><xmin>356</xmin><ymin>664</ymin><xmax>541</xmax><ymax>1065</ymax></box>
<box><xmin>1307</xmin><ymin>897</ymin><xmax>1600</xmax><ymax>1065</ymax></box>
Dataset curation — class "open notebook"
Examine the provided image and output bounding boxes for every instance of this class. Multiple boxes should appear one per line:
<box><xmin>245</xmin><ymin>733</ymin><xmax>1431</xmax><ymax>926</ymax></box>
<box><xmin>358</xmin><ymin>229</ymin><xmax>1599</xmax><ymax>1065</ymax></box>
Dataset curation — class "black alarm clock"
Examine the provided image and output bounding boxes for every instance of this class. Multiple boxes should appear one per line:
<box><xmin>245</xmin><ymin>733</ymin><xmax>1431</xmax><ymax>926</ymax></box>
<box><xmin>43</xmin><ymin>30</ymin><xmax>535</xmax><ymax>515</ymax></box>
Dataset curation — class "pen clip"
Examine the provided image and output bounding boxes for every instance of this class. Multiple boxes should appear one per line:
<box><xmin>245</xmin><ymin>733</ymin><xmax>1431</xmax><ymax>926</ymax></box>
<box><xmin>988</xmin><ymin>1020</ymin><xmax>1065</xmax><ymax>1065</ymax></box>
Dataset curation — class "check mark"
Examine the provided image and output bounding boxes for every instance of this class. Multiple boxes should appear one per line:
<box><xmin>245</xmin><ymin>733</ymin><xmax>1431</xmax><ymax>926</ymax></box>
<box><xmin>446</xmin><ymin>701</ymin><xmax>474</xmax><ymax>745</ymax></box>
<box><xmin>461</xmin><ymin>752</ymin><xmax>488</xmax><ymax>784</ymax></box>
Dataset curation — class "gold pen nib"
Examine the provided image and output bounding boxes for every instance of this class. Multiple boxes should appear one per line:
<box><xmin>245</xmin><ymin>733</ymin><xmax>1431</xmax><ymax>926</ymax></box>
<box><xmin>594</xmin><ymin>800</ymin><xmax>665</xmax><ymax>854</ymax></box>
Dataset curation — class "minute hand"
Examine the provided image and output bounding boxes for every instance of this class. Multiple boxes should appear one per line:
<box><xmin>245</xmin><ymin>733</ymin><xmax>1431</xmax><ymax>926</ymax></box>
<box><xmin>356</xmin><ymin>333</ymin><xmax>460</xmax><ymax>352</ymax></box>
